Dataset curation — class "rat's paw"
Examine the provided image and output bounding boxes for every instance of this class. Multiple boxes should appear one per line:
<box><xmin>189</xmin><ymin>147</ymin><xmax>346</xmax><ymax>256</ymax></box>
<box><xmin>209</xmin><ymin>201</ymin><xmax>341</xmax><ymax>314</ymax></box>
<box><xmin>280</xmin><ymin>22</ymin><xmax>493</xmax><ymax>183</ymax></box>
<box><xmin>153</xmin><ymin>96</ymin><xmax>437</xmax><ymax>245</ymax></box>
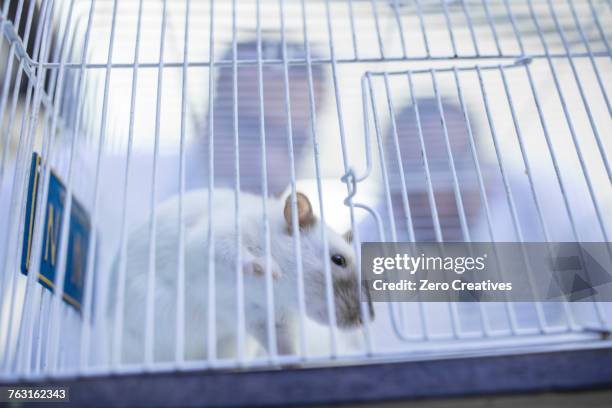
<box><xmin>242</xmin><ymin>256</ymin><xmax>281</xmax><ymax>280</ymax></box>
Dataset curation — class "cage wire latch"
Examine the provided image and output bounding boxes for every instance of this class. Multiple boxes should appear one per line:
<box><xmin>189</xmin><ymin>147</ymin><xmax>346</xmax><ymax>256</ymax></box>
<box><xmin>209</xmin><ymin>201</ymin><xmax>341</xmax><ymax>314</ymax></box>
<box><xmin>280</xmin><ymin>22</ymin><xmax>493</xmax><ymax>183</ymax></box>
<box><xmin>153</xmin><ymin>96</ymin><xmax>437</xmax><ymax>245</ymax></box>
<box><xmin>341</xmin><ymin>168</ymin><xmax>357</xmax><ymax>207</ymax></box>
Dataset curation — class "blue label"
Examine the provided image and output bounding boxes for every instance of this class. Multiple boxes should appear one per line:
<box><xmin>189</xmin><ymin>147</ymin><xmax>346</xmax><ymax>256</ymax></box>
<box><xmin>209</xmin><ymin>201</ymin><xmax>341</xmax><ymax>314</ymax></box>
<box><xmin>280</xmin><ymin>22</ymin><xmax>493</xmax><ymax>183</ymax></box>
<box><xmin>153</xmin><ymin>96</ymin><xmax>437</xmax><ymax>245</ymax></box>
<box><xmin>21</xmin><ymin>152</ymin><xmax>91</xmax><ymax>312</ymax></box>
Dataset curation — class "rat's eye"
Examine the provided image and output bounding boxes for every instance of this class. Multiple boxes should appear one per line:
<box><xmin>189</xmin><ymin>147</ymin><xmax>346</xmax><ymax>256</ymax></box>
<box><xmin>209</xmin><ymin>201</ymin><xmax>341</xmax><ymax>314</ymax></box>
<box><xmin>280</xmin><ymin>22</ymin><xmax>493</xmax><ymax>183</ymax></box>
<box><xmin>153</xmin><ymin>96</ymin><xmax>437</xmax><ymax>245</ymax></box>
<box><xmin>331</xmin><ymin>254</ymin><xmax>346</xmax><ymax>267</ymax></box>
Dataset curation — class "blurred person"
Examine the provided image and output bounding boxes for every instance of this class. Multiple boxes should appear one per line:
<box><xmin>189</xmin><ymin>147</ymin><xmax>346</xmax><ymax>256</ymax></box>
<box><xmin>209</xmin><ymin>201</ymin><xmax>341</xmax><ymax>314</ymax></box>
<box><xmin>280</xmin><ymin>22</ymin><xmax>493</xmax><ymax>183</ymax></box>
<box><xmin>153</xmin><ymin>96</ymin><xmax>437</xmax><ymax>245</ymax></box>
<box><xmin>360</xmin><ymin>98</ymin><xmax>487</xmax><ymax>243</ymax></box>
<box><xmin>356</xmin><ymin>98</ymin><xmax>494</xmax><ymax>340</ymax></box>
<box><xmin>187</xmin><ymin>40</ymin><xmax>327</xmax><ymax>195</ymax></box>
<box><xmin>360</xmin><ymin>95</ymin><xmax>605</xmax><ymax>340</ymax></box>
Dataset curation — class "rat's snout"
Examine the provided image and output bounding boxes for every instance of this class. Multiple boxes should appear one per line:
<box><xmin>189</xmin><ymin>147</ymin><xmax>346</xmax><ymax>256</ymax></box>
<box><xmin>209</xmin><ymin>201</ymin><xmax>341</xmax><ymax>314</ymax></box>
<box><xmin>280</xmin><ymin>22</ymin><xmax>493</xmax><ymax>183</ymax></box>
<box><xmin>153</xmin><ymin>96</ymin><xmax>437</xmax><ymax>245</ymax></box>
<box><xmin>333</xmin><ymin>276</ymin><xmax>375</xmax><ymax>329</ymax></box>
<box><xmin>363</xmin><ymin>281</ymin><xmax>375</xmax><ymax>321</ymax></box>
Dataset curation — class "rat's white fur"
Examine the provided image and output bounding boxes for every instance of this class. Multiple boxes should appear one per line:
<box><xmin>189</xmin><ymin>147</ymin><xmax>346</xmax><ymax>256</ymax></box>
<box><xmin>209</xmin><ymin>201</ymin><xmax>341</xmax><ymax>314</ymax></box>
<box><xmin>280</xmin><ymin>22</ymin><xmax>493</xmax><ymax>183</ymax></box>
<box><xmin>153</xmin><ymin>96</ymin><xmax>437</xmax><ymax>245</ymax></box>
<box><xmin>113</xmin><ymin>189</ymin><xmax>367</xmax><ymax>363</ymax></box>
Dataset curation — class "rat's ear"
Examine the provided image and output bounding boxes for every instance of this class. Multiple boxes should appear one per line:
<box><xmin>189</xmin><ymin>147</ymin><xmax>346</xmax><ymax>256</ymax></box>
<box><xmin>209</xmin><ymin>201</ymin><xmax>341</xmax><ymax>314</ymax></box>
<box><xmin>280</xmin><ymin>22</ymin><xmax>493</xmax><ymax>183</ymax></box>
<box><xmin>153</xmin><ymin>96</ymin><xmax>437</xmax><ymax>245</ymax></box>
<box><xmin>343</xmin><ymin>230</ymin><xmax>353</xmax><ymax>244</ymax></box>
<box><xmin>284</xmin><ymin>192</ymin><xmax>316</xmax><ymax>232</ymax></box>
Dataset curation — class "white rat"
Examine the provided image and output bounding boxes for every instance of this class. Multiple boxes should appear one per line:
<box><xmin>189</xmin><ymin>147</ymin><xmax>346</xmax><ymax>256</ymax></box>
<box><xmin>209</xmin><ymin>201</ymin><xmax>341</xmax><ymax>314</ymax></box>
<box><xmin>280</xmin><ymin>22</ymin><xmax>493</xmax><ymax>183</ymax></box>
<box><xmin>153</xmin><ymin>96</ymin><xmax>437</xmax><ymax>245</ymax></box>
<box><xmin>112</xmin><ymin>189</ymin><xmax>373</xmax><ymax>363</ymax></box>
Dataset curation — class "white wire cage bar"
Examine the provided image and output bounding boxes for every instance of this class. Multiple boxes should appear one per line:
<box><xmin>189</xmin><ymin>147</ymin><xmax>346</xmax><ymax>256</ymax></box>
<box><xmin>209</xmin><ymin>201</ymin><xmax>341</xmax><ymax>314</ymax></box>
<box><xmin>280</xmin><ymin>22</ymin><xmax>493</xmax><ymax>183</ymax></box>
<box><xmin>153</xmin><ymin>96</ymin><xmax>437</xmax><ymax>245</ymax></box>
<box><xmin>0</xmin><ymin>0</ymin><xmax>610</xmax><ymax>382</ymax></box>
<box><xmin>2</xmin><ymin>0</ymin><xmax>612</xmax><ymax>68</ymax></box>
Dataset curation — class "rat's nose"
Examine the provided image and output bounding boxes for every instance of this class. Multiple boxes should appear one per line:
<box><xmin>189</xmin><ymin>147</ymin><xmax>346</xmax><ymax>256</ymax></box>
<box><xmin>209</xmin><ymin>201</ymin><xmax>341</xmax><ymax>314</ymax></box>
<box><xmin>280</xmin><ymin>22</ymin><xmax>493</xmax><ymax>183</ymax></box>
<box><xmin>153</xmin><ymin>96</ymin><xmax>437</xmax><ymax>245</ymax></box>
<box><xmin>362</xmin><ymin>281</ymin><xmax>375</xmax><ymax>321</ymax></box>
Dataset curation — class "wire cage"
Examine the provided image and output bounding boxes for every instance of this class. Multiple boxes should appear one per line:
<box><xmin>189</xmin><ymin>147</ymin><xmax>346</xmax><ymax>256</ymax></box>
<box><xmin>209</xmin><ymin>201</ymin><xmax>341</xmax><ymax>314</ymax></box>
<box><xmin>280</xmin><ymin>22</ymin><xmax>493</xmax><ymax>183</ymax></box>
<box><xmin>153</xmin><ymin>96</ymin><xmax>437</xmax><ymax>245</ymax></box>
<box><xmin>0</xmin><ymin>0</ymin><xmax>611</xmax><ymax>382</ymax></box>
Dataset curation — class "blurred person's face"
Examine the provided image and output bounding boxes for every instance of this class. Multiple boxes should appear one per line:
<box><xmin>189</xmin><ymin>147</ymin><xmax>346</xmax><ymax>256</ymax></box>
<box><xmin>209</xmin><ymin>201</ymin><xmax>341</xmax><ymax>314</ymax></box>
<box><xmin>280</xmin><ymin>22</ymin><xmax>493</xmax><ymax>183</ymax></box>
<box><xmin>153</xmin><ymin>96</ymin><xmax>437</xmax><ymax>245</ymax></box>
<box><xmin>235</xmin><ymin>66</ymin><xmax>324</xmax><ymax>131</ymax></box>
<box><xmin>386</xmin><ymin>100</ymin><xmax>484</xmax><ymax>242</ymax></box>
<box><xmin>214</xmin><ymin>63</ymin><xmax>326</xmax><ymax>196</ymax></box>
<box><xmin>391</xmin><ymin>189</ymin><xmax>482</xmax><ymax>242</ymax></box>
